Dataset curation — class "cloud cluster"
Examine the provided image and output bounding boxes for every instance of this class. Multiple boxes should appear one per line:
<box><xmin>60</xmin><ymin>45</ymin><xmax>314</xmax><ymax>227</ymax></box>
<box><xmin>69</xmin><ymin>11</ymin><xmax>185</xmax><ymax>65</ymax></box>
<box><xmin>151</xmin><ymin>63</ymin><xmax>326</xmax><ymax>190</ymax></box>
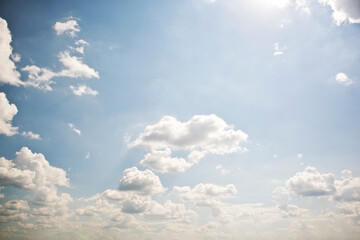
<box><xmin>0</xmin><ymin>200</ymin><xmax>29</xmax><ymax>223</ymax></box>
<box><xmin>0</xmin><ymin>18</ymin><xmax>23</xmax><ymax>86</ymax></box>
<box><xmin>53</xmin><ymin>19</ymin><xmax>80</xmax><ymax>37</ymax></box>
<box><xmin>130</xmin><ymin>114</ymin><xmax>248</xmax><ymax>173</ymax></box>
<box><xmin>0</xmin><ymin>92</ymin><xmax>18</xmax><ymax>136</ymax></box>
<box><xmin>318</xmin><ymin>0</ymin><xmax>360</xmax><ymax>25</ymax></box>
<box><xmin>70</xmin><ymin>84</ymin><xmax>98</xmax><ymax>96</ymax></box>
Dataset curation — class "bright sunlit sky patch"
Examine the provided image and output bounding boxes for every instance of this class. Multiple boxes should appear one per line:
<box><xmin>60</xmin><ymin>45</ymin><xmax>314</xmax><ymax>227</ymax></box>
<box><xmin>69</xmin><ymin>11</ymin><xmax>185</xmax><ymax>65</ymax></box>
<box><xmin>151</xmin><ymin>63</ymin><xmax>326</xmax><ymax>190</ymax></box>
<box><xmin>0</xmin><ymin>0</ymin><xmax>360</xmax><ymax>239</ymax></box>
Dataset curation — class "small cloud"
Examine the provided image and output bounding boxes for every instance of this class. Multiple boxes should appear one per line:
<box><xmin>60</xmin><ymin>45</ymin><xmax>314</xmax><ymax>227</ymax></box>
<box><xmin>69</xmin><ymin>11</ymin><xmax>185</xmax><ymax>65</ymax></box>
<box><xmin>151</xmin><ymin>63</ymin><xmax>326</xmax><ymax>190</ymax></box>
<box><xmin>53</xmin><ymin>19</ymin><xmax>80</xmax><ymax>37</ymax></box>
<box><xmin>273</xmin><ymin>154</ymin><xmax>278</xmax><ymax>158</ymax></box>
<box><xmin>21</xmin><ymin>131</ymin><xmax>41</xmax><ymax>140</ymax></box>
<box><xmin>70</xmin><ymin>85</ymin><xmax>98</xmax><ymax>96</ymax></box>
<box><xmin>335</xmin><ymin>72</ymin><xmax>353</xmax><ymax>86</ymax></box>
<box><xmin>215</xmin><ymin>164</ymin><xmax>222</xmax><ymax>169</ymax></box>
<box><xmin>75</xmin><ymin>39</ymin><xmax>89</xmax><ymax>46</ymax></box>
<box><xmin>297</xmin><ymin>153</ymin><xmax>303</xmax><ymax>159</ymax></box>
<box><xmin>85</xmin><ymin>152</ymin><xmax>90</xmax><ymax>159</ymax></box>
<box><xmin>68</xmin><ymin>123</ymin><xmax>81</xmax><ymax>135</ymax></box>
<box><xmin>11</xmin><ymin>53</ymin><xmax>21</xmax><ymax>62</ymax></box>
<box><xmin>273</xmin><ymin>42</ymin><xmax>285</xmax><ymax>56</ymax></box>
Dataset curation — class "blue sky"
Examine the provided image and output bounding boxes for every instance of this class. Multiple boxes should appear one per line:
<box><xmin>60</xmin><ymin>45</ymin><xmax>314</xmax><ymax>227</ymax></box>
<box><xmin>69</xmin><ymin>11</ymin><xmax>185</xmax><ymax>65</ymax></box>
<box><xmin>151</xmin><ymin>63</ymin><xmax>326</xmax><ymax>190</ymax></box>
<box><xmin>0</xmin><ymin>0</ymin><xmax>360</xmax><ymax>239</ymax></box>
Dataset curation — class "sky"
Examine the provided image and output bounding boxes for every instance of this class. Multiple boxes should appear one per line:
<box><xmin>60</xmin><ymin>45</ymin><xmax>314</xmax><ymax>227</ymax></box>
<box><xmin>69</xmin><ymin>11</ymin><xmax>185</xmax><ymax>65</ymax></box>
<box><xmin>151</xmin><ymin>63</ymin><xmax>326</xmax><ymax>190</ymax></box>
<box><xmin>0</xmin><ymin>0</ymin><xmax>360</xmax><ymax>239</ymax></box>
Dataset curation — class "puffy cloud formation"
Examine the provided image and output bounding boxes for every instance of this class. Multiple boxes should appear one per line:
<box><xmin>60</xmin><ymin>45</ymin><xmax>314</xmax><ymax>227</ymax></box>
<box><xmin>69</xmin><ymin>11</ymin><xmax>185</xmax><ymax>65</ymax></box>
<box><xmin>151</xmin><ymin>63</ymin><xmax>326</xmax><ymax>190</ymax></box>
<box><xmin>0</xmin><ymin>147</ymin><xmax>69</xmax><ymax>190</ymax></box>
<box><xmin>0</xmin><ymin>200</ymin><xmax>29</xmax><ymax>222</ymax></box>
<box><xmin>0</xmin><ymin>92</ymin><xmax>18</xmax><ymax>136</ymax></box>
<box><xmin>173</xmin><ymin>183</ymin><xmax>237</xmax><ymax>207</ymax></box>
<box><xmin>118</xmin><ymin>167</ymin><xmax>166</xmax><ymax>195</ymax></box>
<box><xmin>21</xmin><ymin>65</ymin><xmax>56</xmax><ymax>91</ymax></box>
<box><xmin>21</xmin><ymin>131</ymin><xmax>41</xmax><ymax>140</ymax></box>
<box><xmin>286</xmin><ymin>166</ymin><xmax>336</xmax><ymax>197</ymax></box>
<box><xmin>272</xmin><ymin>186</ymin><xmax>290</xmax><ymax>210</ymax></box>
<box><xmin>143</xmin><ymin>200</ymin><xmax>197</xmax><ymax>222</ymax></box>
<box><xmin>130</xmin><ymin>114</ymin><xmax>248</xmax><ymax>173</ymax></box>
<box><xmin>318</xmin><ymin>0</ymin><xmax>360</xmax><ymax>25</ymax></box>
<box><xmin>335</xmin><ymin>72</ymin><xmax>353</xmax><ymax>86</ymax></box>
<box><xmin>139</xmin><ymin>148</ymin><xmax>192</xmax><ymax>173</ymax></box>
<box><xmin>70</xmin><ymin>85</ymin><xmax>98</xmax><ymax>96</ymax></box>
<box><xmin>0</xmin><ymin>18</ymin><xmax>23</xmax><ymax>86</ymax></box>
<box><xmin>53</xmin><ymin>19</ymin><xmax>80</xmax><ymax>37</ymax></box>
<box><xmin>286</xmin><ymin>167</ymin><xmax>360</xmax><ymax>202</ymax></box>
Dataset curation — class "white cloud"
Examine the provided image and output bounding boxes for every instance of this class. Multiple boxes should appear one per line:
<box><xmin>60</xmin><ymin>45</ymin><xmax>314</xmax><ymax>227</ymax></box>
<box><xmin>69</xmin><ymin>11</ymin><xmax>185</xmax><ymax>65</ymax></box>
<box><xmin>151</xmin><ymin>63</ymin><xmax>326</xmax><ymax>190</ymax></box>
<box><xmin>21</xmin><ymin>65</ymin><xmax>56</xmax><ymax>91</ymax></box>
<box><xmin>75</xmin><ymin>39</ymin><xmax>89</xmax><ymax>46</ymax></box>
<box><xmin>0</xmin><ymin>147</ymin><xmax>69</xmax><ymax>190</ymax></box>
<box><xmin>173</xmin><ymin>183</ymin><xmax>237</xmax><ymax>207</ymax></box>
<box><xmin>68</xmin><ymin>123</ymin><xmax>81</xmax><ymax>135</ymax></box>
<box><xmin>143</xmin><ymin>200</ymin><xmax>197</xmax><ymax>222</ymax></box>
<box><xmin>272</xmin><ymin>186</ymin><xmax>290</xmax><ymax>210</ymax></box>
<box><xmin>58</xmin><ymin>51</ymin><xmax>99</xmax><ymax>79</ymax></box>
<box><xmin>53</xmin><ymin>20</ymin><xmax>80</xmax><ymax>37</ymax></box>
<box><xmin>273</xmin><ymin>42</ymin><xmax>285</xmax><ymax>56</ymax></box>
<box><xmin>0</xmin><ymin>17</ymin><xmax>23</xmax><ymax>86</ymax></box>
<box><xmin>0</xmin><ymin>92</ymin><xmax>18</xmax><ymax>136</ymax></box>
<box><xmin>318</xmin><ymin>0</ymin><xmax>360</xmax><ymax>25</ymax></box>
<box><xmin>85</xmin><ymin>152</ymin><xmax>91</xmax><ymax>159</ymax></box>
<box><xmin>286</xmin><ymin>166</ymin><xmax>336</xmax><ymax>197</ymax></box>
<box><xmin>334</xmin><ymin>170</ymin><xmax>360</xmax><ymax>201</ymax></box>
<box><xmin>335</xmin><ymin>72</ymin><xmax>353</xmax><ymax>86</ymax></box>
<box><xmin>118</xmin><ymin>167</ymin><xmax>167</xmax><ymax>195</ymax></box>
<box><xmin>130</xmin><ymin>114</ymin><xmax>248</xmax><ymax>173</ymax></box>
<box><xmin>297</xmin><ymin>153</ymin><xmax>303</xmax><ymax>159</ymax></box>
<box><xmin>10</xmin><ymin>53</ymin><xmax>21</xmax><ymax>62</ymax></box>
<box><xmin>21</xmin><ymin>131</ymin><xmax>41</xmax><ymax>140</ymax></box>
<box><xmin>139</xmin><ymin>148</ymin><xmax>192</xmax><ymax>173</ymax></box>
<box><xmin>70</xmin><ymin>85</ymin><xmax>98</xmax><ymax>96</ymax></box>
<box><xmin>0</xmin><ymin>200</ymin><xmax>29</xmax><ymax>222</ymax></box>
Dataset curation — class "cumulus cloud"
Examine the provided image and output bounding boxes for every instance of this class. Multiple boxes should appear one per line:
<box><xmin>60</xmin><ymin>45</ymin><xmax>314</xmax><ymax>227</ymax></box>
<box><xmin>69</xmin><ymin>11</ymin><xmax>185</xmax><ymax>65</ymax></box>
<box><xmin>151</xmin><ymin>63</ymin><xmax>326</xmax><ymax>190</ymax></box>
<box><xmin>58</xmin><ymin>51</ymin><xmax>99</xmax><ymax>79</ymax></box>
<box><xmin>0</xmin><ymin>200</ymin><xmax>29</xmax><ymax>222</ymax></box>
<box><xmin>118</xmin><ymin>167</ymin><xmax>166</xmax><ymax>195</ymax></box>
<box><xmin>272</xmin><ymin>186</ymin><xmax>290</xmax><ymax>210</ymax></box>
<box><xmin>0</xmin><ymin>18</ymin><xmax>23</xmax><ymax>86</ymax></box>
<box><xmin>140</xmin><ymin>148</ymin><xmax>192</xmax><ymax>173</ymax></box>
<box><xmin>0</xmin><ymin>92</ymin><xmax>18</xmax><ymax>136</ymax></box>
<box><xmin>70</xmin><ymin>85</ymin><xmax>98</xmax><ymax>96</ymax></box>
<box><xmin>0</xmin><ymin>147</ymin><xmax>69</xmax><ymax>190</ymax></box>
<box><xmin>130</xmin><ymin>114</ymin><xmax>248</xmax><ymax>173</ymax></box>
<box><xmin>21</xmin><ymin>131</ymin><xmax>41</xmax><ymax>140</ymax></box>
<box><xmin>21</xmin><ymin>65</ymin><xmax>57</xmax><ymax>91</ymax></box>
<box><xmin>318</xmin><ymin>0</ymin><xmax>360</xmax><ymax>25</ymax></box>
<box><xmin>68</xmin><ymin>123</ymin><xmax>81</xmax><ymax>135</ymax></box>
<box><xmin>10</xmin><ymin>53</ymin><xmax>21</xmax><ymax>62</ymax></box>
<box><xmin>53</xmin><ymin>20</ymin><xmax>80</xmax><ymax>37</ymax></box>
<box><xmin>335</xmin><ymin>72</ymin><xmax>353</xmax><ymax>86</ymax></box>
<box><xmin>334</xmin><ymin>170</ymin><xmax>360</xmax><ymax>201</ymax></box>
<box><xmin>173</xmin><ymin>183</ymin><xmax>237</xmax><ymax>207</ymax></box>
<box><xmin>286</xmin><ymin>166</ymin><xmax>336</xmax><ymax>197</ymax></box>
<box><xmin>143</xmin><ymin>200</ymin><xmax>197</xmax><ymax>222</ymax></box>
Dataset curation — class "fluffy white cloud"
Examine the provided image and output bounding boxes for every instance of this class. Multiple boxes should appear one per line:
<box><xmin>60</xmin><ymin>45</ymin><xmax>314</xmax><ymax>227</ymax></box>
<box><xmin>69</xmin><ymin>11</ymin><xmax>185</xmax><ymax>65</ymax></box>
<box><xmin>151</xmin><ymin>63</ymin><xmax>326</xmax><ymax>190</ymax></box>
<box><xmin>0</xmin><ymin>18</ymin><xmax>23</xmax><ymax>86</ymax></box>
<box><xmin>335</xmin><ymin>72</ymin><xmax>353</xmax><ymax>86</ymax></box>
<box><xmin>0</xmin><ymin>200</ymin><xmax>29</xmax><ymax>222</ymax></box>
<box><xmin>272</xmin><ymin>186</ymin><xmax>290</xmax><ymax>210</ymax></box>
<box><xmin>21</xmin><ymin>65</ymin><xmax>56</xmax><ymax>91</ymax></box>
<box><xmin>140</xmin><ymin>148</ymin><xmax>192</xmax><ymax>173</ymax></box>
<box><xmin>334</xmin><ymin>170</ymin><xmax>360</xmax><ymax>201</ymax></box>
<box><xmin>130</xmin><ymin>114</ymin><xmax>247</xmax><ymax>173</ymax></box>
<box><xmin>273</xmin><ymin>42</ymin><xmax>285</xmax><ymax>56</ymax></box>
<box><xmin>21</xmin><ymin>131</ymin><xmax>41</xmax><ymax>140</ymax></box>
<box><xmin>53</xmin><ymin>20</ymin><xmax>80</xmax><ymax>37</ymax></box>
<box><xmin>173</xmin><ymin>183</ymin><xmax>237</xmax><ymax>207</ymax></box>
<box><xmin>11</xmin><ymin>53</ymin><xmax>21</xmax><ymax>62</ymax></box>
<box><xmin>75</xmin><ymin>39</ymin><xmax>89</xmax><ymax>46</ymax></box>
<box><xmin>0</xmin><ymin>92</ymin><xmax>18</xmax><ymax>136</ymax></box>
<box><xmin>0</xmin><ymin>147</ymin><xmax>69</xmax><ymax>190</ymax></box>
<box><xmin>58</xmin><ymin>51</ymin><xmax>99</xmax><ymax>79</ymax></box>
<box><xmin>143</xmin><ymin>200</ymin><xmax>197</xmax><ymax>222</ymax></box>
<box><xmin>68</xmin><ymin>123</ymin><xmax>81</xmax><ymax>135</ymax></box>
<box><xmin>318</xmin><ymin>0</ymin><xmax>360</xmax><ymax>25</ymax></box>
<box><xmin>286</xmin><ymin>166</ymin><xmax>336</xmax><ymax>197</ymax></box>
<box><xmin>70</xmin><ymin>85</ymin><xmax>98</xmax><ymax>96</ymax></box>
<box><xmin>118</xmin><ymin>167</ymin><xmax>166</xmax><ymax>195</ymax></box>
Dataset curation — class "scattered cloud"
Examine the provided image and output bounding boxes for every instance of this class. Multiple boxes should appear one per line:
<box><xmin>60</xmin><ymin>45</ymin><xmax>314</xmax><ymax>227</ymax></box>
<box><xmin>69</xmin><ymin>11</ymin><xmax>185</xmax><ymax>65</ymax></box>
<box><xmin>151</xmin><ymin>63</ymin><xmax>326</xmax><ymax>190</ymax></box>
<box><xmin>297</xmin><ymin>153</ymin><xmax>303</xmax><ymax>159</ymax></box>
<box><xmin>75</xmin><ymin>39</ymin><xmax>89</xmax><ymax>46</ymax></box>
<box><xmin>21</xmin><ymin>131</ymin><xmax>41</xmax><ymax>140</ymax></box>
<box><xmin>68</xmin><ymin>123</ymin><xmax>81</xmax><ymax>135</ymax></box>
<box><xmin>0</xmin><ymin>92</ymin><xmax>18</xmax><ymax>136</ymax></box>
<box><xmin>318</xmin><ymin>0</ymin><xmax>360</xmax><ymax>25</ymax></box>
<box><xmin>70</xmin><ymin>84</ymin><xmax>98</xmax><ymax>96</ymax></box>
<box><xmin>10</xmin><ymin>53</ymin><xmax>21</xmax><ymax>62</ymax></box>
<box><xmin>335</xmin><ymin>72</ymin><xmax>353</xmax><ymax>86</ymax></box>
<box><xmin>130</xmin><ymin>114</ymin><xmax>248</xmax><ymax>173</ymax></box>
<box><xmin>0</xmin><ymin>200</ymin><xmax>29</xmax><ymax>223</ymax></box>
<box><xmin>53</xmin><ymin>19</ymin><xmax>80</xmax><ymax>37</ymax></box>
<box><xmin>85</xmin><ymin>152</ymin><xmax>90</xmax><ymax>159</ymax></box>
<box><xmin>0</xmin><ymin>18</ymin><xmax>23</xmax><ymax>86</ymax></box>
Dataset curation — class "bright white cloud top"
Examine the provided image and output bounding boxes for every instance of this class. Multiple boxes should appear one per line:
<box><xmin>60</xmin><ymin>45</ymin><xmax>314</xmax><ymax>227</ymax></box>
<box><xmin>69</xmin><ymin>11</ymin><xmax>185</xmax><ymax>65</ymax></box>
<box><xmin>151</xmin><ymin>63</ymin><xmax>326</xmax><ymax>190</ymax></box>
<box><xmin>0</xmin><ymin>92</ymin><xmax>18</xmax><ymax>136</ymax></box>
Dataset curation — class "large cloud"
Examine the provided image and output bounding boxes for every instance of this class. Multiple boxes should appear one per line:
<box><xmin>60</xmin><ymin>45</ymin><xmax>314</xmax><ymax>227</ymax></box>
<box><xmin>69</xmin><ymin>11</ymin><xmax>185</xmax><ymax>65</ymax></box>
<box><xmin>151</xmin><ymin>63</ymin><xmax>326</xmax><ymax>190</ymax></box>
<box><xmin>0</xmin><ymin>92</ymin><xmax>18</xmax><ymax>136</ymax></box>
<box><xmin>118</xmin><ymin>167</ymin><xmax>166</xmax><ymax>195</ymax></box>
<box><xmin>0</xmin><ymin>200</ymin><xmax>29</xmax><ymax>222</ymax></box>
<box><xmin>0</xmin><ymin>18</ymin><xmax>23</xmax><ymax>86</ymax></box>
<box><xmin>286</xmin><ymin>166</ymin><xmax>336</xmax><ymax>197</ymax></box>
<box><xmin>318</xmin><ymin>0</ymin><xmax>360</xmax><ymax>25</ymax></box>
<box><xmin>130</xmin><ymin>114</ymin><xmax>248</xmax><ymax>173</ymax></box>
